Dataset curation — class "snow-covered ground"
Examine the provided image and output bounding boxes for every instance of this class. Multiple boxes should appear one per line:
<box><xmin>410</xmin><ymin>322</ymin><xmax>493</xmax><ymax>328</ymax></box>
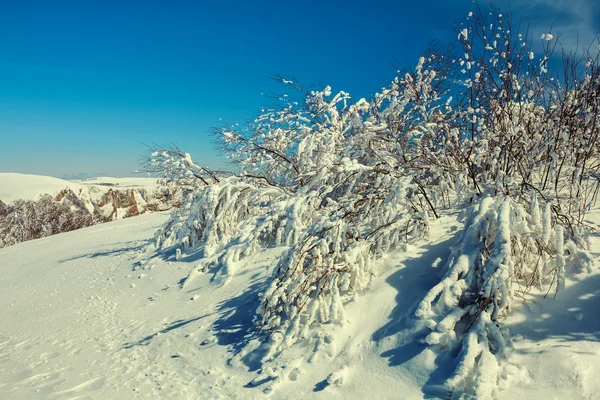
<box><xmin>0</xmin><ymin>173</ymin><xmax>159</xmax><ymax>204</ymax></box>
<box><xmin>73</xmin><ymin>176</ymin><xmax>161</xmax><ymax>189</ymax></box>
<box><xmin>0</xmin><ymin>211</ymin><xmax>599</xmax><ymax>399</ymax></box>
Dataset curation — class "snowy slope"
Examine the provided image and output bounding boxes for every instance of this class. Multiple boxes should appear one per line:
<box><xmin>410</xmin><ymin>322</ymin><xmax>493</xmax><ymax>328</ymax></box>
<box><xmin>0</xmin><ymin>173</ymin><xmax>84</xmax><ymax>203</ymax></box>
<box><xmin>74</xmin><ymin>176</ymin><xmax>161</xmax><ymax>190</ymax></box>
<box><xmin>0</xmin><ymin>173</ymin><xmax>160</xmax><ymax>204</ymax></box>
<box><xmin>0</xmin><ymin>212</ymin><xmax>599</xmax><ymax>399</ymax></box>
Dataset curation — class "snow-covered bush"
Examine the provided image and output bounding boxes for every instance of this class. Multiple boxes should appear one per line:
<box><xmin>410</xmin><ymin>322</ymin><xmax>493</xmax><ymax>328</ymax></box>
<box><xmin>154</xmin><ymin>176</ymin><xmax>287</xmax><ymax>280</ymax></box>
<box><xmin>400</xmin><ymin>8</ymin><xmax>600</xmax><ymax>397</ymax></box>
<box><xmin>216</xmin><ymin>82</ymin><xmax>367</xmax><ymax>191</ymax></box>
<box><xmin>150</xmin><ymin>76</ymin><xmax>444</xmax><ymax>338</ymax></box>
<box><xmin>256</xmin><ymin>170</ymin><xmax>429</xmax><ymax>351</ymax></box>
<box><xmin>448</xmin><ymin>7</ymin><xmax>600</xmax><ymax>220</ymax></box>
<box><xmin>153</xmin><ymin>86</ymin><xmax>376</xmax><ymax>261</ymax></box>
<box><xmin>251</xmin><ymin>61</ymin><xmax>462</xmax><ymax>346</ymax></box>
<box><xmin>145</xmin><ymin>5</ymin><xmax>600</xmax><ymax>397</ymax></box>
<box><xmin>141</xmin><ymin>144</ymin><xmax>220</xmax><ymax>192</ymax></box>
<box><xmin>415</xmin><ymin>194</ymin><xmax>593</xmax><ymax>397</ymax></box>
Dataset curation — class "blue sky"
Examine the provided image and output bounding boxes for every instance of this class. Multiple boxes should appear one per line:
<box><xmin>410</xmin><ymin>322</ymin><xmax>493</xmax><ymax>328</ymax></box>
<box><xmin>0</xmin><ymin>0</ymin><xmax>598</xmax><ymax>179</ymax></box>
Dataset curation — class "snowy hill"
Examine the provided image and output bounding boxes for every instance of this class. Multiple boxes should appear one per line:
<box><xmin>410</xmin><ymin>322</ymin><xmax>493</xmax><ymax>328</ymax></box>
<box><xmin>0</xmin><ymin>173</ymin><xmax>85</xmax><ymax>204</ymax></box>
<box><xmin>0</xmin><ymin>173</ymin><xmax>161</xmax><ymax>204</ymax></box>
<box><xmin>0</xmin><ymin>173</ymin><xmax>182</xmax><ymax>248</ymax></box>
<box><xmin>1</xmin><ymin>212</ymin><xmax>599</xmax><ymax>399</ymax></box>
<box><xmin>74</xmin><ymin>176</ymin><xmax>162</xmax><ymax>189</ymax></box>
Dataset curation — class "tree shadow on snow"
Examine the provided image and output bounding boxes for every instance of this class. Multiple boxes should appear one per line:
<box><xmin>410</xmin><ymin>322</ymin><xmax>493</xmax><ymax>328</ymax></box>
<box><xmin>59</xmin><ymin>240</ymin><xmax>151</xmax><ymax>263</ymax></box>
<box><xmin>149</xmin><ymin>243</ymin><xmax>206</xmax><ymax>264</ymax></box>
<box><xmin>372</xmin><ymin>233</ymin><xmax>458</xmax><ymax>350</ymax></box>
<box><xmin>212</xmin><ymin>279</ymin><xmax>270</xmax><ymax>372</ymax></box>
<box><xmin>371</xmin><ymin>230</ymin><xmax>462</xmax><ymax>399</ymax></box>
<box><xmin>507</xmin><ymin>272</ymin><xmax>600</xmax><ymax>348</ymax></box>
<box><xmin>123</xmin><ymin>314</ymin><xmax>209</xmax><ymax>349</ymax></box>
<box><xmin>312</xmin><ymin>378</ymin><xmax>329</xmax><ymax>392</ymax></box>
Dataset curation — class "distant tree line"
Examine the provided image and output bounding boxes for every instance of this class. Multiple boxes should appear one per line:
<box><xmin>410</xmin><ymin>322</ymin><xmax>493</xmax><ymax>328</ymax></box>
<box><xmin>0</xmin><ymin>195</ymin><xmax>93</xmax><ymax>248</ymax></box>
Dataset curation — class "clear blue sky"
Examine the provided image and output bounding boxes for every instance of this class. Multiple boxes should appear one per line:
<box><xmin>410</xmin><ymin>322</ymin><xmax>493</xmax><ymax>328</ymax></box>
<box><xmin>0</xmin><ymin>0</ymin><xmax>597</xmax><ymax>179</ymax></box>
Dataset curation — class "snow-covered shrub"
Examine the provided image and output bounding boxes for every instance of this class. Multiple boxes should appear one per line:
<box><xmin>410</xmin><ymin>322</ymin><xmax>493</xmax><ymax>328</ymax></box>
<box><xmin>216</xmin><ymin>83</ymin><xmax>370</xmax><ymax>191</ymax></box>
<box><xmin>396</xmin><ymin>7</ymin><xmax>600</xmax><ymax>397</ymax></box>
<box><xmin>144</xmin><ymin>5</ymin><xmax>600</xmax><ymax>396</ymax></box>
<box><xmin>416</xmin><ymin>193</ymin><xmax>593</xmax><ymax>397</ymax></box>
<box><xmin>154</xmin><ymin>85</ymin><xmax>373</xmax><ymax>250</ymax></box>
<box><xmin>447</xmin><ymin>7</ymin><xmax>600</xmax><ymax>220</ymax></box>
<box><xmin>250</xmin><ymin>61</ymin><xmax>462</xmax><ymax>345</ymax></box>
<box><xmin>155</xmin><ymin>177</ymin><xmax>284</xmax><ymax>254</ymax></box>
<box><xmin>255</xmin><ymin>169</ymin><xmax>430</xmax><ymax>351</ymax></box>
<box><xmin>141</xmin><ymin>144</ymin><xmax>220</xmax><ymax>193</ymax></box>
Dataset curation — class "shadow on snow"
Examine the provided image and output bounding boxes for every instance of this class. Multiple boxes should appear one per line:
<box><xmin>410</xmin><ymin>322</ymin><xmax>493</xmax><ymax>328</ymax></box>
<box><xmin>372</xmin><ymin>230</ymin><xmax>462</xmax><ymax>399</ymax></box>
<box><xmin>123</xmin><ymin>314</ymin><xmax>209</xmax><ymax>349</ymax></box>
<box><xmin>212</xmin><ymin>279</ymin><xmax>270</xmax><ymax>372</ymax></box>
<box><xmin>507</xmin><ymin>272</ymin><xmax>600</xmax><ymax>347</ymax></box>
<box><xmin>59</xmin><ymin>240</ymin><xmax>151</xmax><ymax>263</ymax></box>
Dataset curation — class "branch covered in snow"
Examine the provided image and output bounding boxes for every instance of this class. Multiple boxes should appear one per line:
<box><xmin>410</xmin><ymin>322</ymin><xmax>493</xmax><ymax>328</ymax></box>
<box><xmin>143</xmin><ymin>5</ymin><xmax>600</xmax><ymax>397</ymax></box>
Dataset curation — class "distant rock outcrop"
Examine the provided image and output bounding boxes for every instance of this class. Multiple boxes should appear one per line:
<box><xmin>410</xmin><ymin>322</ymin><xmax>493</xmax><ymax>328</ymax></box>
<box><xmin>0</xmin><ymin>178</ymin><xmax>182</xmax><ymax>248</ymax></box>
<box><xmin>55</xmin><ymin>186</ymin><xmax>180</xmax><ymax>222</ymax></box>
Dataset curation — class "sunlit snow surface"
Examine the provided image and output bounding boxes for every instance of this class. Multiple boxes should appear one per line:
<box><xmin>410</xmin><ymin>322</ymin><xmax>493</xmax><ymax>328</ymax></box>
<box><xmin>0</xmin><ymin>211</ymin><xmax>599</xmax><ymax>399</ymax></box>
<box><xmin>0</xmin><ymin>173</ymin><xmax>159</xmax><ymax>204</ymax></box>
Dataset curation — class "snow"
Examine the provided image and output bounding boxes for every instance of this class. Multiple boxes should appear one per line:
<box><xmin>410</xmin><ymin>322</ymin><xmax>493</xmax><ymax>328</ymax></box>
<box><xmin>502</xmin><ymin>272</ymin><xmax>600</xmax><ymax>399</ymax></box>
<box><xmin>0</xmin><ymin>173</ymin><xmax>83</xmax><ymax>203</ymax></box>
<box><xmin>0</xmin><ymin>212</ymin><xmax>427</xmax><ymax>398</ymax></box>
<box><xmin>2</xmin><ymin>6</ymin><xmax>599</xmax><ymax>398</ymax></box>
<box><xmin>1</xmin><ymin>210</ymin><xmax>598</xmax><ymax>399</ymax></box>
<box><xmin>74</xmin><ymin>176</ymin><xmax>160</xmax><ymax>190</ymax></box>
<box><xmin>0</xmin><ymin>173</ymin><xmax>160</xmax><ymax>204</ymax></box>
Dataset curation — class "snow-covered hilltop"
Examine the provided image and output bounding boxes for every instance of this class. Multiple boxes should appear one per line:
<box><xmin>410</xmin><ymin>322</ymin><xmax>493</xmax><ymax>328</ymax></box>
<box><xmin>0</xmin><ymin>173</ymin><xmax>165</xmax><ymax>205</ymax></box>
<box><xmin>0</xmin><ymin>173</ymin><xmax>85</xmax><ymax>203</ymax></box>
<box><xmin>0</xmin><ymin>173</ymin><xmax>181</xmax><ymax>248</ymax></box>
